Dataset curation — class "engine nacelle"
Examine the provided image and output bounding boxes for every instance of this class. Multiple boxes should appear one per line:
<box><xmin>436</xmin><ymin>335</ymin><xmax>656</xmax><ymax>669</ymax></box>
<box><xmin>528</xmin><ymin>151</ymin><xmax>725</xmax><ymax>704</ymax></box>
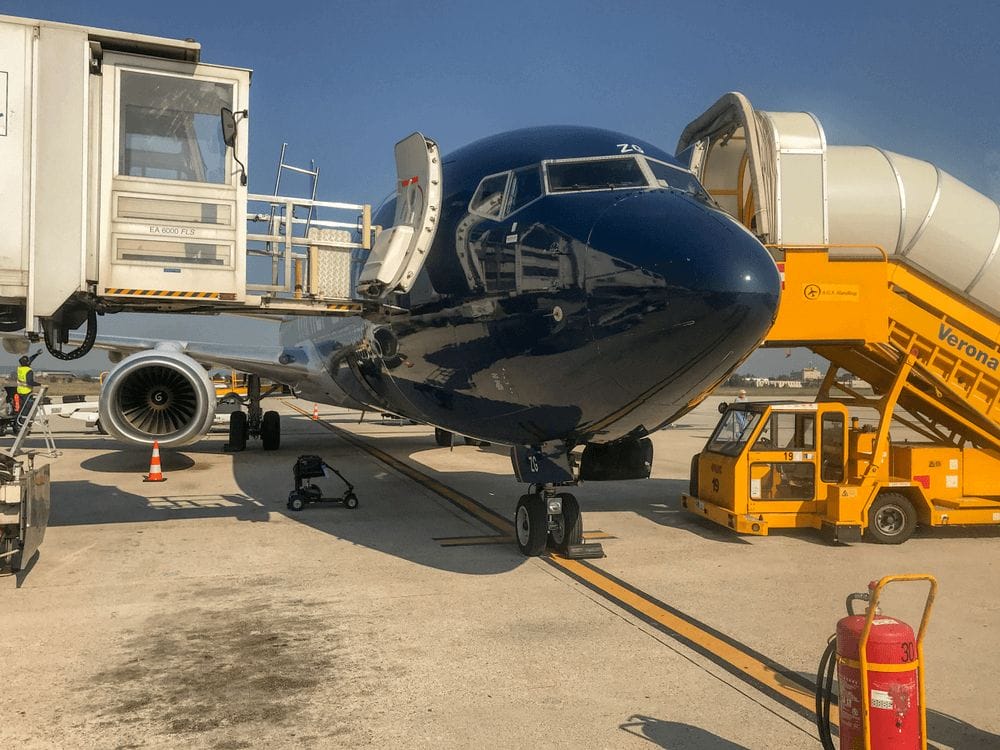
<box><xmin>98</xmin><ymin>349</ymin><xmax>216</xmax><ymax>448</ymax></box>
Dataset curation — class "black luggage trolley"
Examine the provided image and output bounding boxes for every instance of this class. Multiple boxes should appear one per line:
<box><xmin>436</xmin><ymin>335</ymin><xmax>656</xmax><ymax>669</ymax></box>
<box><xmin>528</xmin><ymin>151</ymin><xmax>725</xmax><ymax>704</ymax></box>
<box><xmin>288</xmin><ymin>455</ymin><xmax>358</xmax><ymax>511</ymax></box>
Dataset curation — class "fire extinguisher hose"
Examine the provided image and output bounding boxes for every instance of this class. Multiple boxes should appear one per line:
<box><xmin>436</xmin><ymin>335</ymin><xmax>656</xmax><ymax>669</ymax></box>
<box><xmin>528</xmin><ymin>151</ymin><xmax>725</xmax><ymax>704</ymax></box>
<box><xmin>816</xmin><ymin>635</ymin><xmax>838</xmax><ymax>750</ymax></box>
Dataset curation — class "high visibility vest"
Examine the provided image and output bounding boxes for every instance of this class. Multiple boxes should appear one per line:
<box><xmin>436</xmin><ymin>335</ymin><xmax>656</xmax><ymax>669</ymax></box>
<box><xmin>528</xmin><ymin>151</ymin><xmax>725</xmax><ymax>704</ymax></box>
<box><xmin>16</xmin><ymin>366</ymin><xmax>32</xmax><ymax>395</ymax></box>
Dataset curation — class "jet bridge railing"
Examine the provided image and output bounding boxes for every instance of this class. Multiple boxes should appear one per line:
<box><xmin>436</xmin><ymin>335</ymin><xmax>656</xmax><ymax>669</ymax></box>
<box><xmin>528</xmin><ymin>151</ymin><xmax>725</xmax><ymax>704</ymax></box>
<box><xmin>245</xmin><ymin>194</ymin><xmax>374</xmax><ymax>306</ymax></box>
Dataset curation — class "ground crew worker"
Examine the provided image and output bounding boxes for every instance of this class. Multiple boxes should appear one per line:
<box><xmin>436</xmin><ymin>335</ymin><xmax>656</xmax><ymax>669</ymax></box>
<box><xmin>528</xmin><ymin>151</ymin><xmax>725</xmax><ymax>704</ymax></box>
<box><xmin>14</xmin><ymin>351</ymin><xmax>41</xmax><ymax>415</ymax></box>
<box><xmin>734</xmin><ymin>388</ymin><xmax>749</xmax><ymax>432</ymax></box>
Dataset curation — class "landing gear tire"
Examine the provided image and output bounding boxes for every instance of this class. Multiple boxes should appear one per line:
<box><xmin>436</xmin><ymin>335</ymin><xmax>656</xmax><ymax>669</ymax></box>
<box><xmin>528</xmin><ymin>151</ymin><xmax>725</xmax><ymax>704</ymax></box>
<box><xmin>343</xmin><ymin>492</ymin><xmax>359</xmax><ymax>510</ymax></box>
<box><xmin>228</xmin><ymin>411</ymin><xmax>248</xmax><ymax>452</ymax></box>
<box><xmin>548</xmin><ymin>493</ymin><xmax>583</xmax><ymax>554</ymax></box>
<box><xmin>261</xmin><ymin>410</ymin><xmax>281</xmax><ymax>451</ymax></box>
<box><xmin>866</xmin><ymin>493</ymin><xmax>917</xmax><ymax>544</ymax></box>
<box><xmin>515</xmin><ymin>494</ymin><xmax>548</xmax><ymax>556</ymax></box>
<box><xmin>434</xmin><ymin>427</ymin><xmax>453</xmax><ymax>447</ymax></box>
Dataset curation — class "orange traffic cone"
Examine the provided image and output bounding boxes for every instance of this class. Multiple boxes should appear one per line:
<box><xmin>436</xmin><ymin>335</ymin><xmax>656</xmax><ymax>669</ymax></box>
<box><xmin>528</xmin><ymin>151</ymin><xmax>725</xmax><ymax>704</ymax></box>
<box><xmin>143</xmin><ymin>441</ymin><xmax>167</xmax><ymax>482</ymax></box>
<box><xmin>312</xmin><ymin>404</ymin><xmax>319</xmax><ymax>421</ymax></box>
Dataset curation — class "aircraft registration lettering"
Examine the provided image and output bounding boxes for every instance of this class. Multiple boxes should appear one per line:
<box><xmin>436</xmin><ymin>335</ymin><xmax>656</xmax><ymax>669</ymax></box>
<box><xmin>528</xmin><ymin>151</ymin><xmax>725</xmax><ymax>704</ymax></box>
<box><xmin>617</xmin><ymin>143</ymin><xmax>645</xmax><ymax>154</ymax></box>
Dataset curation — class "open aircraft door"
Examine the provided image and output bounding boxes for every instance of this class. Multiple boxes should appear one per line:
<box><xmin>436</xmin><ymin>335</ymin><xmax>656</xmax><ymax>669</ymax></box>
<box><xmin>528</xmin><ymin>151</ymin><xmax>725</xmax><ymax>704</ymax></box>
<box><xmin>358</xmin><ymin>133</ymin><xmax>442</xmax><ymax>297</ymax></box>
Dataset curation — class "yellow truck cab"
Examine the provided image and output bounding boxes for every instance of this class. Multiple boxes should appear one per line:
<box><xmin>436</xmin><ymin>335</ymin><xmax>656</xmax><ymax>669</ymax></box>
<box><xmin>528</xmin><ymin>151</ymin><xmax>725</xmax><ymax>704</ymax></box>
<box><xmin>682</xmin><ymin>400</ymin><xmax>1000</xmax><ymax>544</ymax></box>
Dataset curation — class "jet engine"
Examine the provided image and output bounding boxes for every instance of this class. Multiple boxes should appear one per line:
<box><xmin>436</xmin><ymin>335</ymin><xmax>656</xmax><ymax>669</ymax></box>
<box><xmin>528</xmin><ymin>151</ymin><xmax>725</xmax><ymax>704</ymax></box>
<box><xmin>98</xmin><ymin>349</ymin><xmax>216</xmax><ymax>448</ymax></box>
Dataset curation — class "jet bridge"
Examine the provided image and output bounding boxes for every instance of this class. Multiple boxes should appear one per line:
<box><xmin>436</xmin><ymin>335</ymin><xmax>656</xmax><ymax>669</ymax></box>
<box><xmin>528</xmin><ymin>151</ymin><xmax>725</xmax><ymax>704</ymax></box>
<box><xmin>0</xmin><ymin>14</ymin><xmax>441</xmax><ymax>356</ymax></box>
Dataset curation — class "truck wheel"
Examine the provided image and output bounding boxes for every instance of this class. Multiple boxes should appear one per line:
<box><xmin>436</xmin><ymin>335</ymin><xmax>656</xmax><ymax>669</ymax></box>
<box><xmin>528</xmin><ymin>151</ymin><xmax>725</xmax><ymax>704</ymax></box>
<box><xmin>866</xmin><ymin>493</ymin><xmax>916</xmax><ymax>544</ymax></box>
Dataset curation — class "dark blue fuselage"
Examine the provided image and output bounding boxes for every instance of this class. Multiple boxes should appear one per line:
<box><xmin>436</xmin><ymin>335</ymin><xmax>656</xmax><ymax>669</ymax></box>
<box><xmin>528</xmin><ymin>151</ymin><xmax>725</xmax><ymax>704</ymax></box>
<box><xmin>315</xmin><ymin>126</ymin><xmax>779</xmax><ymax>447</ymax></box>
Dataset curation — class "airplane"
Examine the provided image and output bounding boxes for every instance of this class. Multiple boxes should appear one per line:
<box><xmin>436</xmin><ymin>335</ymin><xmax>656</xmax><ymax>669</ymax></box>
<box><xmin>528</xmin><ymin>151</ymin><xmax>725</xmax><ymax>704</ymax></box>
<box><xmin>23</xmin><ymin>125</ymin><xmax>782</xmax><ymax>556</ymax></box>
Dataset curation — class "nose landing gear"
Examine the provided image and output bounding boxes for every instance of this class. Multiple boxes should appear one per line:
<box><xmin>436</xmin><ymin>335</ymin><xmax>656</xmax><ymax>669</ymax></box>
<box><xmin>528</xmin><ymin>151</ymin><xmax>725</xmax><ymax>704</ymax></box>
<box><xmin>514</xmin><ymin>485</ymin><xmax>603</xmax><ymax>559</ymax></box>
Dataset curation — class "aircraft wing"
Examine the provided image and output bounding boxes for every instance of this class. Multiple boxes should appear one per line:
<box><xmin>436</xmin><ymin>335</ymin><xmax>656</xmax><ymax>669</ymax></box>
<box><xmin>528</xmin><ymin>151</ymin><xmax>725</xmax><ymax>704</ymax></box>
<box><xmin>0</xmin><ymin>332</ymin><xmax>311</xmax><ymax>386</ymax></box>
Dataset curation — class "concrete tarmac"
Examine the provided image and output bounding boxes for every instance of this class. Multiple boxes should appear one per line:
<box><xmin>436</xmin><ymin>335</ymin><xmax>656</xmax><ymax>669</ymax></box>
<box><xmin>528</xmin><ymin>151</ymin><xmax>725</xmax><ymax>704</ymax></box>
<box><xmin>2</xmin><ymin>397</ymin><xmax>997</xmax><ymax>749</ymax></box>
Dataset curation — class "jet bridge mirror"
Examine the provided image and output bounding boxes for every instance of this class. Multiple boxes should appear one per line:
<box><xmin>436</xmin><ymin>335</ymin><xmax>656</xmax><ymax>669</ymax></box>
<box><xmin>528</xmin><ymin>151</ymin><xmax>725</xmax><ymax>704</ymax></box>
<box><xmin>358</xmin><ymin>132</ymin><xmax>442</xmax><ymax>297</ymax></box>
<box><xmin>220</xmin><ymin>107</ymin><xmax>238</xmax><ymax>148</ymax></box>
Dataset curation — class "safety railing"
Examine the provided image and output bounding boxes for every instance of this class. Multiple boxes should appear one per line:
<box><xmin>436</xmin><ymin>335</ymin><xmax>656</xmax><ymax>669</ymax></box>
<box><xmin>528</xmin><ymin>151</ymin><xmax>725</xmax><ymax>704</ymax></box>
<box><xmin>245</xmin><ymin>194</ymin><xmax>374</xmax><ymax>301</ymax></box>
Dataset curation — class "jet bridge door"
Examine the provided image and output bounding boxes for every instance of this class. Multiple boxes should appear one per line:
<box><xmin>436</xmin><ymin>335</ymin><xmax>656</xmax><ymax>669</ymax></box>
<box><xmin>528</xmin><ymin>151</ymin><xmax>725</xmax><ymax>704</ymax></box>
<box><xmin>97</xmin><ymin>54</ymin><xmax>250</xmax><ymax>300</ymax></box>
<box><xmin>358</xmin><ymin>133</ymin><xmax>441</xmax><ymax>297</ymax></box>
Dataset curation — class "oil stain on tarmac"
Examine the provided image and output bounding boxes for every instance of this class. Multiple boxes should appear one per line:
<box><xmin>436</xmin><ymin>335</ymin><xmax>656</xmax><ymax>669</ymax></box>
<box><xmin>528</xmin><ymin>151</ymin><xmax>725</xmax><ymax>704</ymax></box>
<box><xmin>82</xmin><ymin>584</ymin><xmax>386</xmax><ymax>747</ymax></box>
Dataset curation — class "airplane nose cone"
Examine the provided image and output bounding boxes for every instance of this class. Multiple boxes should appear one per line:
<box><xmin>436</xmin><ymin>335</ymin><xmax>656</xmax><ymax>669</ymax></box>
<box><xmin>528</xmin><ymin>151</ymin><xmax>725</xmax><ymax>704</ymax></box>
<box><xmin>581</xmin><ymin>189</ymin><xmax>780</xmax><ymax>438</ymax></box>
<box><xmin>588</xmin><ymin>189</ymin><xmax>780</xmax><ymax>301</ymax></box>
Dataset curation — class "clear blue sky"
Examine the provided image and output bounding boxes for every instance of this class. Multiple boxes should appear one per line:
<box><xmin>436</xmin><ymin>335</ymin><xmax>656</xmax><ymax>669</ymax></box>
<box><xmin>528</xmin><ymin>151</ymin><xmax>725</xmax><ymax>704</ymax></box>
<box><xmin>3</xmin><ymin>1</ymin><xmax>999</xmax><ymax>375</ymax></box>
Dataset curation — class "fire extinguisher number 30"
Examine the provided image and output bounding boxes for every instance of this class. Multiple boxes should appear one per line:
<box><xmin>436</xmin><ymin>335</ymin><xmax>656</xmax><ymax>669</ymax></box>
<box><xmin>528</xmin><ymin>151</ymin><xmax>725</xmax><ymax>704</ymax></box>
<box><xmin>901</xmin><ymin>641</ymin><xmax>915</xmax><ymax>662</ymax></box>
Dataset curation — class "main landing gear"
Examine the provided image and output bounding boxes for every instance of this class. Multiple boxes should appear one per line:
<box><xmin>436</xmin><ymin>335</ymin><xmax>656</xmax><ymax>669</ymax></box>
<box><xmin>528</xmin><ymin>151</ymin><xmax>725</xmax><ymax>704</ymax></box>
<box><xmin>224</xmin><ymin>374</ymin><xmax>281</xmax><ymax>452</ymax></box>
<box><xmin>514</xmin><ymin>485</ymin><xmax>601</xmax><ymax>559</ymax></box>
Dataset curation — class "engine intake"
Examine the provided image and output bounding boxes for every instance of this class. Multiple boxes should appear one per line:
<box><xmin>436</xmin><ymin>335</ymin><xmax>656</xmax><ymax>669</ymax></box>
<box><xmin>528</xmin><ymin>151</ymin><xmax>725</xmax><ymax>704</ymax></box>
<box><xmin>98</xmin><ymin>349</ymin><xmax>216</xmax><ymax>448</ymax></box>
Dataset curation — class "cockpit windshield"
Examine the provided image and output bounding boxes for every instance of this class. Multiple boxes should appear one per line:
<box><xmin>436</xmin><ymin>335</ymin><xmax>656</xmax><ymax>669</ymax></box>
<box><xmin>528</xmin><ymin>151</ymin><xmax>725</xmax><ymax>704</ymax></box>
<box><xmin>645</xmin><ymin>159</ymin><xmax>706</xmax><ymax>197</ymax></box>
<box><xmin>542</xmin><ymin>155</ymin><xmax>712</xmax><ymax>203</ymax></box>
<box><xmin>546</xmin><ymin>157</ymin><xmax>648</xmax><ymax>193</ymax></box>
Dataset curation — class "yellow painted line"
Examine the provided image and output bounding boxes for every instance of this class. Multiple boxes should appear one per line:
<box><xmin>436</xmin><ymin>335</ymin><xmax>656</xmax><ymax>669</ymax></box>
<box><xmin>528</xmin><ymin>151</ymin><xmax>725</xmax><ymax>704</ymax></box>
<box><xmin>547</xmin><ymin>553</ymin><xmax>836</xmax><ymax>725</ymax></box>
<box><xmin>288</xmin><ymin>400</ymin><xmax>832</xmax><ymax>727</ymax></box>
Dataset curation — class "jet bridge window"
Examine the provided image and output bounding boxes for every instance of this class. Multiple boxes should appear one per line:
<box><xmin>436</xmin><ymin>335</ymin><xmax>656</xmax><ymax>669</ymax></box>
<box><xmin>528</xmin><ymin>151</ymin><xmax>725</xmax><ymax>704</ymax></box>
<box><xmin>545</xmin><ymin>157</ymin><xmax>648</xmax><ymax>194</ymax></box>
<box><xmin>119</xmin><ymin>71</ymin><xmax>233</xmax><ymax>184</ymax></box>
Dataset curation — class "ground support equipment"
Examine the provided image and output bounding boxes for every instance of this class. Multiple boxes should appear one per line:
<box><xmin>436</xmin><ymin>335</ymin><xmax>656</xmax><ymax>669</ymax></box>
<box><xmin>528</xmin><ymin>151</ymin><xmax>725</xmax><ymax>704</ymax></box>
<box><xmin>0</xmin><ymin>386</ymin><xmax>55</xmax><ymax>572</ymax></box>
<box><xmin>815</xmin><ymin>575</ymin><xmax>936</xmax><ymax>750</ymax></box>
<box><xmin>287</xmin><ymin>454</ymin><xmax>358</xmax><ymax>511</ymax></box>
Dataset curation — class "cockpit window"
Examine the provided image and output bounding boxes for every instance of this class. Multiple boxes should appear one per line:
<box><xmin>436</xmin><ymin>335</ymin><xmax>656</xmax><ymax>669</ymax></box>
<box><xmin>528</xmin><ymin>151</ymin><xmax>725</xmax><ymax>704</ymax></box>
<box><xmin>646</xmin><ymin>159</ymin><xmax>705</xmax><ymax>196</ymax></box>
<box><xmin>507</xmin><ymin>166</ymin><xmax>543</xmax><ymax>214</ymax></box>
<box><xmin>469</xmin><ymin>166</ymin><xmax>543</xmax><ymax>220</ymax></box>
<box><xmin>545</xmin><ymin>157</ymin><xmax>648</xmax><ymax>193</ymax></box>
<box><xmin>469</xmin><ymin>172</ymin><xmax>510</xmax><ymax>220</ymax></box>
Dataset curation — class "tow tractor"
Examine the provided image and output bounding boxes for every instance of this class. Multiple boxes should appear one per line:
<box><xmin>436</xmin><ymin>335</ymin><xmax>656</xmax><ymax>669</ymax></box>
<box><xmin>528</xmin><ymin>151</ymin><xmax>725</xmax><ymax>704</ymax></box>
<box><xmin>685</xmin><ymin>390</ymin><xmax>1000</xmax><ymax>543</ymax></box>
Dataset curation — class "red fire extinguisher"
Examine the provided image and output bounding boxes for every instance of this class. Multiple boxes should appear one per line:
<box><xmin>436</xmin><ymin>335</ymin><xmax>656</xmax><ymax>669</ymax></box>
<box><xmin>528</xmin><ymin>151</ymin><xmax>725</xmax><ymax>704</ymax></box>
<box><xmin>816</xmin><ymin>575</ymin><xmax>937</xmax><ymax>750</ymax></box>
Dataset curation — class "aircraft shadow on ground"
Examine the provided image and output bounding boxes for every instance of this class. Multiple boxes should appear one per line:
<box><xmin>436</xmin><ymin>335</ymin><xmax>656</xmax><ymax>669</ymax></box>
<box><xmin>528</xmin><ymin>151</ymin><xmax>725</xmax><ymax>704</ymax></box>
<box><xmin>228</xmin><ymin>431</ymin><xmax>528</xmax><ymax>576</ymax></box>
<box><xmin>50</xmin><ymin>423</ymin><xmax>1000</xmax><ymax>578</ymax></box>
